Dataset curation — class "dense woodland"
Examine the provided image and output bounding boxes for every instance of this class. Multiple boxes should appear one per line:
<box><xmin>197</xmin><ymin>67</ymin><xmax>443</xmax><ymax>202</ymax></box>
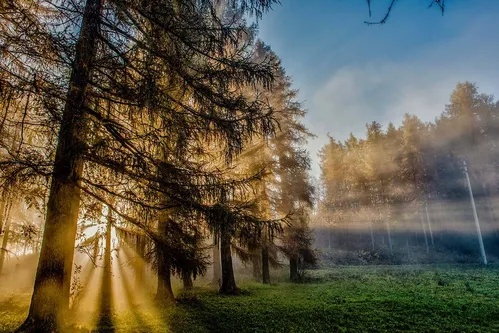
<box><xmin>0</xmin><ymin>0</ymin><xmax>317</xmax><ymax>331</ymax></box>
<box><xmin>315</xmin><ymin>82</ymin><xmax>499</xmax><ymax>265</ymax></box>
<box><xmin>0</xmin><ymin>0</ymin><xmax>493</xmax><ymax>332</ymax></box>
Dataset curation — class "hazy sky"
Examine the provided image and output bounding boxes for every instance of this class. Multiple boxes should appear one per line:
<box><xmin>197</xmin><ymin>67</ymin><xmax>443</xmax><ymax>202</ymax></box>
<box><xmin>258</xmin><ymin>0</ymin><xmax>499</xmax><ymax>177</ymax></box>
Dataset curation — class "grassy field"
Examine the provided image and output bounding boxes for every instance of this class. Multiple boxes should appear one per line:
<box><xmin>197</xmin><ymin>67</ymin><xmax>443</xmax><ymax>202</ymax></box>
<box><xmin>1</xmin><ymin>264</ymin><xmax>499</xmax><ymax>332</ymax></box>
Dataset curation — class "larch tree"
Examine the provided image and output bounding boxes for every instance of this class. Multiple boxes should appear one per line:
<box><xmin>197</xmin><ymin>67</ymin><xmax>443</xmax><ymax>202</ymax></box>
<box><xmin>1</xmin><ymin>0</ymin><xmax>284</xmax><ymax>331</ymax></box>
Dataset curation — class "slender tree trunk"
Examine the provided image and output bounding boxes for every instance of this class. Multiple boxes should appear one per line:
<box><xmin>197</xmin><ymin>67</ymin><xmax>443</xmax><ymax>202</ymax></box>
<box><xmin>369</xmin><ymin>222</ymin><xmax>375</xmax><ymax>250</ymax></box>
<box><xmin>261</xmin><ymin>246</ymin><xmax>270</xmax><ymax>284</ymax></box>
<box><xmin>289</xmin><ymin>255</ymin><xmax>299</xmax><ymax>282</ymax></box>
<box><xmin>96</xmin><ymin>207</ymin><xmax>113</xmax><ymax>330</ymax></box>
<box><xmin>18</xmin><ymin>0</ymin><xmax>101</xmax><ymax>329</ymax></box>
<box><xmin>251</xmin><ymin>253</ymin><xmax>261</xmax><ymax>281</ymax></box>
<box><xmin>92</xmin><ymin>235</ymin><xmax>99</xmax><ymax>264</ymax></box>
<box><xmin>405</xmin><ymin>238</ymin><xmax>410</xmax><ymax>258</ymax></box>
<box><xmin>425</xmin><ymin>203</ymin><xmax>434</xmax><ymax>247</ymax></box>
<box><xmin>219</xmin><ymin>225</ymin><xmax>237</xmax><ymax>294</ymax></box>
<box><xmin>0</xmin><ymin>200</ymin><xmax>13</xmax><ymax>275</ymax></box>
<box><xmin>419</xmin><ymin>210</ymin><xmax>429</xmax><ymax>254</ymax></box>
<box><xmin>182</xmin><ymin>272</ymin><xmax>193</xmax><ymax>290</ymax></box>
<box><xmin>0</xmin><ymin>197</ymin><xmax>7</xmax><ymax>235</ymax></box>
<box><xmin>385</xmin><ymin>221</ymin><xmax>393</xmax><ymax>253</ymax></box>
<box><xmin>463</xmin><ymin>160</ymin><xmax>487</xmax><ymax>265</ymax></box>
<box><xmin>212</xmin><ymin>239</ymin><xmax>221</xmax><ymax>285</ymax></box>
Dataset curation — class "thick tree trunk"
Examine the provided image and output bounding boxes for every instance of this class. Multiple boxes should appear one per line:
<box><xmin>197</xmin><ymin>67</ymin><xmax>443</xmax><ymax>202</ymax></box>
<box><xmin>182</xmin><ymin>272</ymin><xmax>193</xmax><ymax>290</ymax></box>
<box><xmin>0</xmin><ymin>200</ymin><xmax>13</xmax><ymax>275</ymax></box>
<box><xmin>17</xmin><ymin>0</ymin><xmax>101</xmax><ymax>330</ymax></box>
<box><xmin>155</xmin><ymin>218</ymin><xmax>174</xmax><ymax>304</ymax></box>
<box><xmin>212</xmin><ymin>239</ymin><xmax>222</xmax><ymax>285</ymax></box>
<box><xmin>261</xmin><ymin>246</ymin><xmax>270</xmax><ymax>284</ymax></box>
<box><xmin>155</xmin><ymin>252</ymin><xmax>174</xmax><ymax>304</ymax></box>
<box><xmin>289</xmin><ymin>255</ymin><xmax>299</xmax><ymax>282</ymax></box>
<box><xmin>219</xmin><ymin>226</ymin><xmax>237</xmax><ymax>294</ymax></box>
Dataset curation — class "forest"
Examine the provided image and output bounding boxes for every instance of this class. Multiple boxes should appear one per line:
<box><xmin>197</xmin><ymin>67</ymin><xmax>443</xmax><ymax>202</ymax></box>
<box><xmin>1</xmin><ymin>0</ymin><xmax>498</xmax><ymax>332</ymax></box>
<box><xmin>315</xmin><ymin>82</ymin><xmax>499</xmax><ymax>266</ymax></box>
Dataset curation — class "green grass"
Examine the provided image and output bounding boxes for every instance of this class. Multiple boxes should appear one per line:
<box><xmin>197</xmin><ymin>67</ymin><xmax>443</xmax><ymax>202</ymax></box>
<box><xmin>2</xmin><ymin>264</ymin><xmax>499</xmax><ymax>332</ymax></box>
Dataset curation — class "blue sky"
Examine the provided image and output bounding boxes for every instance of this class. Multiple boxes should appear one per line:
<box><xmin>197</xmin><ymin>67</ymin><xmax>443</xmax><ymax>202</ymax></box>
<box><xmin>257</xmin><ymin>0</ymin><xmax>499</xmax><ymax>177</ymax></box>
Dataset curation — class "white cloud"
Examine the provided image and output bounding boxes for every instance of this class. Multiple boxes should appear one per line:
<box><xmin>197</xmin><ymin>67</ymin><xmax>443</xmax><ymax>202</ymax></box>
<box><xmin>306</xmin><ymin>24</ymin><xmax>499</xmax><ymax>178</ymax></box>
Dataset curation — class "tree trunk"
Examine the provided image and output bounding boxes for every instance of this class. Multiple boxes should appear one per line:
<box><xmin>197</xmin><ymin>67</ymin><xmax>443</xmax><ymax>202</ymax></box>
<box><xmin>289</xmin><ymin>255</ymin><xmax>299</xmax><ymax>282</ymax></box>
<box><xmin>463</xmin><ymin>160</ymin><xmax>487</xmax><ymax>265</ymax></box>
<box><xmin>261</xmin><ymin>246</ymin><xmax>270</xmax><ymax>284</ymax></box>
<box><xmin>425</xmin><ymin>203</ymin><xmax>434</xmax><ymax>247</ymax></box>
<box><xmin>155</xmin><ymin>259</ymin><xmax>175</xmax><ymax>304</ymax></box>
<box><xmin>405</xmin><ymin>238</ymin><xmax>410</xmax><ymax>258</ymax></box>
<box><xmin>135</xmin><ymin>234</ymin><xmax>145</xmax><ymax>288</ymax></box>
<box><xmin>219</xmin><ymin>226</ymin><xmax>237</xmax><ymax>294</ymax></box>
<box><xmin>0</xmin><ymin>200</ymin><xmax>13</xmax><ymax>275</ymax></box>
<box><xmin>369</xmin><ymin>222</ymin><xmax>375</xmax><ymax>250</ymax></box>
<box><xmin>96</xmin><ymin>208</ymin><xmax>113</xmax><ymax>330</ymax></box>
<box><xmin>182</xmin><ymin>272</ymin><xmax>193</xmax><ymax>290</ymax></box>
<box><xmin>155</xmin><ymin>219</ymin><xmax>175</xmax><ymax>304</ymax></box>
<box><xmin>0</xmin><ymin>197</ymin><xmax>8</xmax><ymax>235</ymax></box>
<box><xmin>212</xmin><ymin>239</ymin><xmax>221</xmax><ymax>286</ymax></box>
<box><xmin>252</xmin><ymin>253</ymin><xmax>261</xmax><ymax>281</ymax></box>
<box><xmin>385</xmin><ymin>221</ymin><xmax>393</xmax><ymax>253</ymax></box>
<box><xmin>17</xmin><ymin>0</ymin><xmax>101</xmax><ymax>330</ymax></box>
<box><xmin>92</xmin><ymin>235</ymin><xmax>99</xmax><ymax>264</ymax></box>
<box><xmin>419</xmin><ymin>211</ymin><xmax>429</xmax><ymax>254</ymax></box>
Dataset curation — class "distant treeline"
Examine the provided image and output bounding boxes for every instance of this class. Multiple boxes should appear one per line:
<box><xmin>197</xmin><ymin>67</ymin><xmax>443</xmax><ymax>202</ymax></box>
<box><xmin>315</xmin><ymin>82</ymin><xmax>499</xmax><ymax>264</ymax></box>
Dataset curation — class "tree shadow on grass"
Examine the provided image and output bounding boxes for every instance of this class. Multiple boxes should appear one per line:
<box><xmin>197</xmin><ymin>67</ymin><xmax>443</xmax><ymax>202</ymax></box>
<box><xmin>115</xmin><ymin>252</ymin><xmax>152</xmax><ymax>332</ymax></box>
<box><xmin>94</xmin><ymin>245</ymin><xmax>114</xmax><ymax>332</ymax></box>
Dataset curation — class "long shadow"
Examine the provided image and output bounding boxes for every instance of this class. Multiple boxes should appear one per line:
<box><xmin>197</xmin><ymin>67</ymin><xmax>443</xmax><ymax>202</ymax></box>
<box><xmin>95</xmin><ymin>231</ymin><xmax>114</xmax><ymax>332</ymax></box>
<box><xmin>116</xmin><ymin>250</ymin><xmax>152</xmax><ymax>332</ymax></box>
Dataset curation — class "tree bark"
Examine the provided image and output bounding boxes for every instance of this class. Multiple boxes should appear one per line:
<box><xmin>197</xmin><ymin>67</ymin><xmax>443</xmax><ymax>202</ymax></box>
<box><xmin>212</xmin><ymin>239</ymin><xmax>221</xmax><ymax>286</ymax></box>
<box><xmin>425</xmin><ymin>203</ymin><xmax>434</xmax><ymax>247</ymax></box>
<box><xmin>0</xmin><ymin>197</ymin><xmax>8</xmax><ymax>235</ymax></box>
<box><xmin>261</xmin><ymin>246</ymin><xmax>270</xmax><ymax>284</ymax></box>
<box><xmin>182</xmin><ymin>271</ymin><xmax>193</xmax><ymax>290</ymax></box>
<box><xmin>385</xmin><ymin>221</ymin><xmax>393</xmax><ymax>253</ymax></box>
<box><xmin>252</xmin><ymin>253</ymin><xmax>261</xmax><ymax>281</ymax></box>
<box><xmin>96</xmin><ymin>207</ymin><xmax>113</xmax><ymax>330</ymax></box>
<box><xmin>0</xmin><ymin>200</ymin><xmax>13</xmax><ymax>275</ymax></box>
<box><xmin>17</xmin><ymin>0</ymin><xmax>101</xmax><ymax>330</ymax></box>
<box><xmin>405</xmin><ymin>238</ymin><xmax>411</xmax><ymax>258</ymax></box>
<box><xmin>219</xmin><ymin>226</ymin><xmax>237</xmax><ymax>294</ymax></box>
<box><xmin>155</xmin><ymin>251</ymin><xmax>174</xmax><ymax>304</ymax></box>
<box><xmin>289</xmin><ymin>255</ymin><xmax>299</xmax><ymax>282</ymax></box>
<box><xmin>369</xmin><ymin>222</ymin><xmax>375</xmax><ymax>250</ymax></box>
<box><xmin>419</xmin><ymin>211</ymin><xmax>430</xmax><ymax>254</ymax></box>
<box><xmin>155</xmin><ymin>219</ymin><xmax>175</xmax><ymax>304</ymax></box>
